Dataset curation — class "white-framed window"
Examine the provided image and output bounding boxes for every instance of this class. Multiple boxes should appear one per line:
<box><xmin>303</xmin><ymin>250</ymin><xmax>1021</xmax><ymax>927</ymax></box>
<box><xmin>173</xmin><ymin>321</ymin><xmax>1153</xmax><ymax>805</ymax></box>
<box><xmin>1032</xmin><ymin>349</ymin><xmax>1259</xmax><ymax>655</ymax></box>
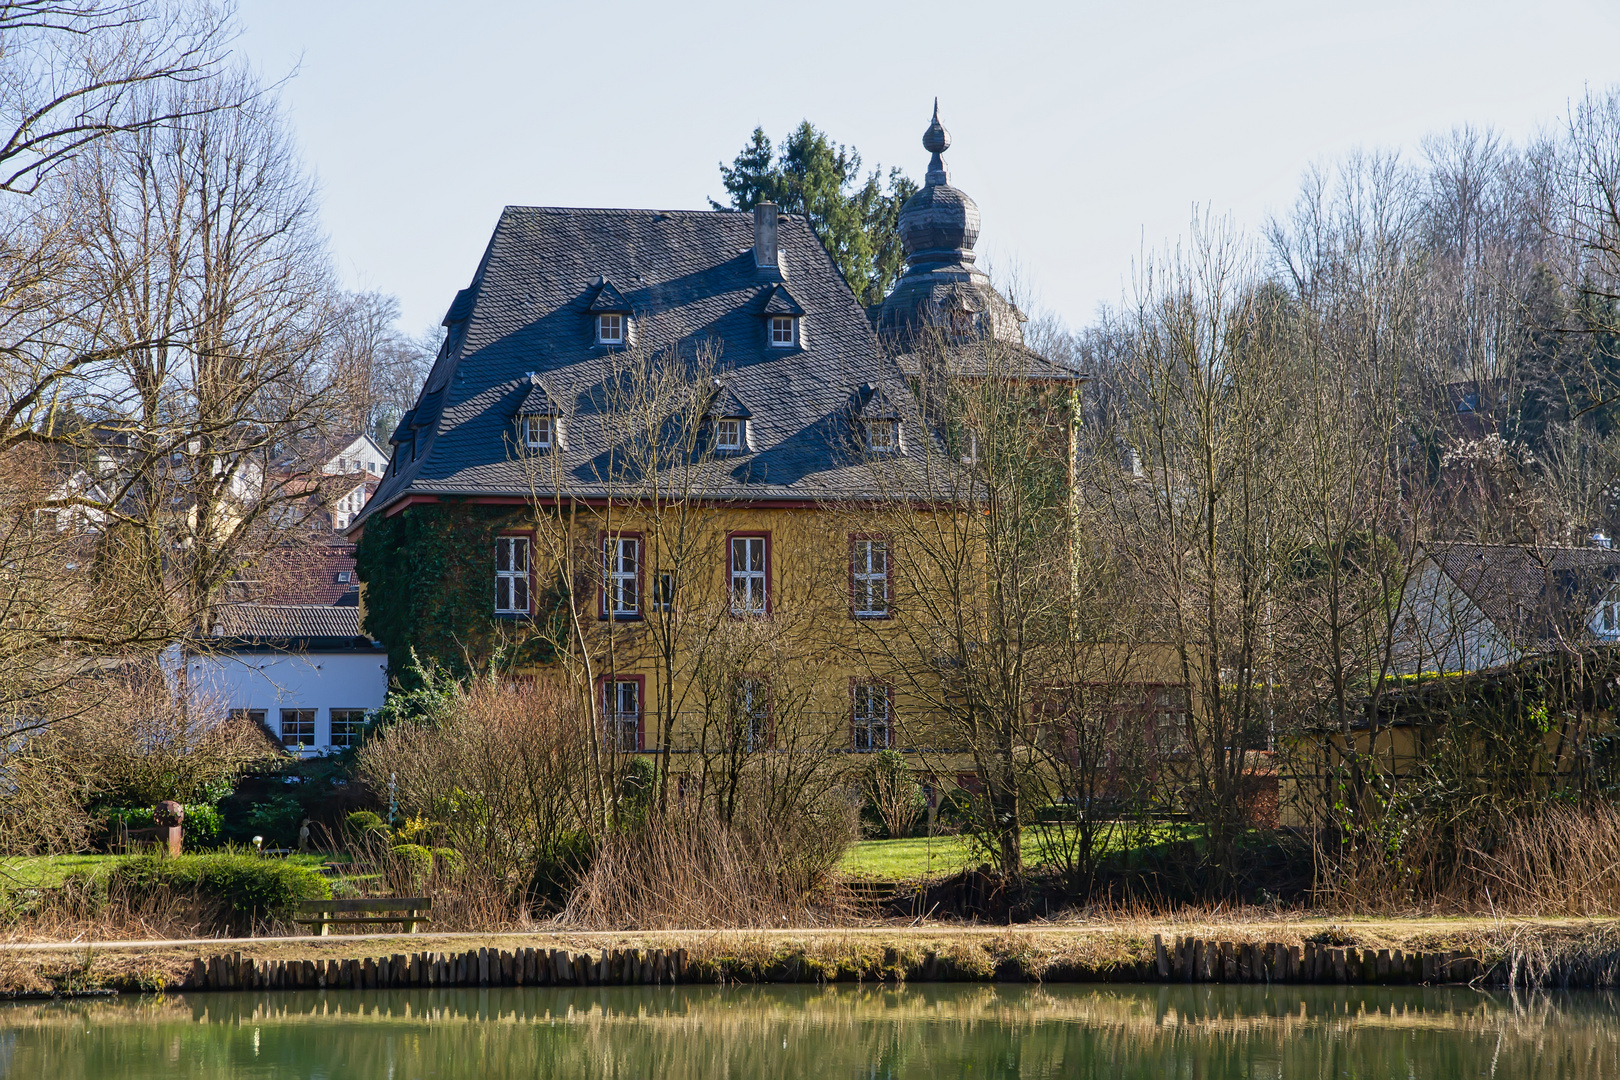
<box><xmin>716</xmin><ymin>418</ymin><xmax>743</xmax><ymax>451</ymax></box>
<box><xmin>852</xmin><ymin>684</ymin><xmax>891</xmax><ymax>752</ymax></box>
<box><xmin>337</xmin><ymin>571</ymin><xmax>352</xmax><ymax>584</ymax></box>
<box><xmin>523</xmin><ymin>414</ymin><xmax>553</xmax><ymax>450</ymax></box>
<box><xmin>330</xmin><ymin>709</ymin><xmax>368</xmax><ymax>749</ymax></box>
<box><xmin>597</xmin><ymin>312</ymin><xmax>624</xmax><ymax>345</ymax></box>
<box><xmin>604</xmin><ymin>535</ymin><xmax>640</xmax><ymax>617</ymax></box>
<box><xmin>866</xmin><ymin>419</ymin><xmax>897</xmax><ymax>453</ymax></box>
<box><xmin>736</xmin><ymin>677</ymin><xmax>770</xmax><ymax>751</ymax></box>
<box><xmin>229</xmin><ymin>708</ymin><xmax>266</xmax><ymax>729</ymax></box>
<box><xmin>852</xmin><ymin>538</ymin><xmax>889</xmax><ymax>618</ymax></box>
<box><xmin>769</xmin><ymin>315</ymin><xmax>796</xmax><ymax>347</ymax></box>
<box><xmin>604</xmin><ymin>678</ymin><xmax>640</xmax><ymax>752</ymax></box>
<box><xmin>495</xmin><ymin>535</ymin><xmax>531</xmax><ymax>614</ymax></box>
<box><xmin>1598</xmin><ymin>600</ymin><xmax>1620</xmax><ymax>635</ymax></box>
<box><xmin>654</xmin><ymin>571</ymin><xmax>675</xmax><ymax>612</ymax></box>
<box><xmin>280</xmin><ymin>709</ymin><xmax>315</xmax><ymax>749</ymax></box>
<box><xmin>730</xmin><ymin>535</ymin><xmax>767</xmax><ymax>615</ymax></box>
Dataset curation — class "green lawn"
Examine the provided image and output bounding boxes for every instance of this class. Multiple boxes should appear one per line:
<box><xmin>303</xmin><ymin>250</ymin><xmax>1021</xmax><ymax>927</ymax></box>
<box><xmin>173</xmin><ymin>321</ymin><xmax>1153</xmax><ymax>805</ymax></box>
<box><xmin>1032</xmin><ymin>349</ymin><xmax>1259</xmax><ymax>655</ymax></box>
<box><xmin>840</xmin><ymin>825</ymin><xmax>1199</xmax><ymax>881</ymax></box>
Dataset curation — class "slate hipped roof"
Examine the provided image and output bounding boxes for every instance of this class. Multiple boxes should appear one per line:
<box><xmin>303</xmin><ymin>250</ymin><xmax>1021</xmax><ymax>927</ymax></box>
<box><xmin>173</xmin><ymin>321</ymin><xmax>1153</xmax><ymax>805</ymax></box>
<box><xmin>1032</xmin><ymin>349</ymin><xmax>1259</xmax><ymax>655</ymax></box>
<box><xmin>352</xmin><ymin>205</ymin><xmax>920</xmax><ymax>526</ymax></box>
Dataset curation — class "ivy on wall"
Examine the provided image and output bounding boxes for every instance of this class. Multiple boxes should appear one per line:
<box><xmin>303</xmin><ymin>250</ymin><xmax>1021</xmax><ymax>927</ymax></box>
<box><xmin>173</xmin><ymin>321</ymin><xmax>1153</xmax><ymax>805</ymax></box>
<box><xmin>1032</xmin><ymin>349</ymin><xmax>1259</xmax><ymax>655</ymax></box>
<box><xmin>355</xmin><ymin>502</ymin><xmax>562</xmax><ymax>688</ymax></box>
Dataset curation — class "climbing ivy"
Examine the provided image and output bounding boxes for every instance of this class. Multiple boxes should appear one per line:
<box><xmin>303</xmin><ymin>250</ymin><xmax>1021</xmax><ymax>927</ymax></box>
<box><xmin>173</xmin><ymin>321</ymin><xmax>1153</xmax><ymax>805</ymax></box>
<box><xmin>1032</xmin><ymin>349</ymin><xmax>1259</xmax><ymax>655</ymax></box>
<box><xmin>355</xmin><ymin>502</ymin><xmax>563</xmax><ymax>688</ymax></box>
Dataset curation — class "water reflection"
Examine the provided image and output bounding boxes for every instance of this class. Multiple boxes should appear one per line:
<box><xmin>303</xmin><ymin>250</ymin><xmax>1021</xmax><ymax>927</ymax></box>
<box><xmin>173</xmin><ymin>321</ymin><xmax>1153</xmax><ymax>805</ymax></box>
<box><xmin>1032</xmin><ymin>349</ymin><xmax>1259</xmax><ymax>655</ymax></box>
<box><xmin>2</xmin><ymin>982</ymin><xmax>1617</xmax><ymax>1079</ymax></box>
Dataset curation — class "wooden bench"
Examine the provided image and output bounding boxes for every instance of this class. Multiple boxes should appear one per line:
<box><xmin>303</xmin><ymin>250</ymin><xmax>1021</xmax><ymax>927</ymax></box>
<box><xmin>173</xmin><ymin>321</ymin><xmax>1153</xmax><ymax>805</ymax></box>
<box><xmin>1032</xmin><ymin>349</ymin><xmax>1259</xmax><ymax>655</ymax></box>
<box><xmin>294</xmin><ymin>897</ymin><xmax>432</xmax><ymax>936</ymax></box>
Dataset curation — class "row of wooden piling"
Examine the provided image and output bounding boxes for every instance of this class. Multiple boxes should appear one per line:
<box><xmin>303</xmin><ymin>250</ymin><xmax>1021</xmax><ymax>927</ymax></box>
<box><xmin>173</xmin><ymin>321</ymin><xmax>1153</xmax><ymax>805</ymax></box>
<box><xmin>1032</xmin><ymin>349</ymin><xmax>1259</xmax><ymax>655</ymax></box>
<box><xmin>178</xmin><ymin>936</ymin><xmax>1515</xmax><ymax>992</ymax></box>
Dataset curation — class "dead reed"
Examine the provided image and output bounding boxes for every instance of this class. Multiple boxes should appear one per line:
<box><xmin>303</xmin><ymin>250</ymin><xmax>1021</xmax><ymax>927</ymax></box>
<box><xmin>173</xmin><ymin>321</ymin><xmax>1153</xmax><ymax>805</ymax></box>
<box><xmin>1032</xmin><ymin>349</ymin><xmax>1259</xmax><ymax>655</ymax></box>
<box><xmin>1321</xmin><ymin>805</ymin><xmax>1620</xmax><ymax>916</ymax></box>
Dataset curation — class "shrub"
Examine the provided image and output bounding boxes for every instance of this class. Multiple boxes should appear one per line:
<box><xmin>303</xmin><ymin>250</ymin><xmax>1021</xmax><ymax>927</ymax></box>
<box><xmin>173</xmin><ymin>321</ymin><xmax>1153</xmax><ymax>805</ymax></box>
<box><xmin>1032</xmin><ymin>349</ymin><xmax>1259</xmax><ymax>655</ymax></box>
<box><xmin>84</xmin><ymin>851</ymin><xmax>331</xmax><ymax>935</ymax></box>
<box><xmin>345</xmin><ymin>810</ymin><xmax>386</xmax><ymax>836</ymax></box>
<box><xmin>433</xmin><ymin>848</ymin><xmax>465</xmax><ymax>877</ymax></box>
<box><xmin>391</xmin><ymin>843</ymin><xmax>434</xmax><ymax>887</ymax></box>
<box><xmin>102</xmin><ymin>804</ymin><xmax>224</xmax><ymax>848</ymax></box>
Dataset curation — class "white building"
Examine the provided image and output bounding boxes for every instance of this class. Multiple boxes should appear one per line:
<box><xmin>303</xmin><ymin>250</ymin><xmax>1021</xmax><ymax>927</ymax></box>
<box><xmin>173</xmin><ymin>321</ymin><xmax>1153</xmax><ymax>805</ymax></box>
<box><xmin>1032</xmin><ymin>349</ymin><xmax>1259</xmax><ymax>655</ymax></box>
<box><xmin>1397</xmin><ymin>541</ymin><xmax>1620</xmax><ymax>674</ymax></box>
<box><xmin>173</xmin><ymin>604</ymin><xmax>388</xmax><ymax>755</ymax></box>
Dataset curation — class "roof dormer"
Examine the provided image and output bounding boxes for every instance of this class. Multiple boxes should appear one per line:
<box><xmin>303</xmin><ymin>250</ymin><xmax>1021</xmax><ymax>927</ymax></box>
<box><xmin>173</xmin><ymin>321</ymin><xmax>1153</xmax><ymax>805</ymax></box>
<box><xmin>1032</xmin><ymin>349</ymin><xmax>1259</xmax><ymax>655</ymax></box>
<box><xmin>854</xmin><ymin>383</ymin><xmax>903</xmax><ymax>454</ymax></box>
<box><xmin>760</xmin><ymin>284</ymin><xmax>805</xmax><ymax>350</ymax></box>
<box><xmin>587</xmin><ymin>277</ymin><xmax>632</xmax><ymax>347</ymax></box>
<box><xmin>708</xmin><ymin>380</ymin><xmax>754</xmax><ymax>453</ymax></box>
<box><xmin>515</xmin><ymin>373</ymin><xmax>565</xmax><ymax>451</ymax></box>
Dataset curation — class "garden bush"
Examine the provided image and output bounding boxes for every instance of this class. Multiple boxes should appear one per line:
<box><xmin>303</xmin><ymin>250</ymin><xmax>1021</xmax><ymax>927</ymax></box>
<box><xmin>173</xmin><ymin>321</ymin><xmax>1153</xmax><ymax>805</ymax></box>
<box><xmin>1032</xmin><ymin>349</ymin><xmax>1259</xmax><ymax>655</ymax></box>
<box><xmin>101</xmin><ymin>804</ymin><xmax>225</xmax><ymax>848</ymax></box>
<box><xmin>391</xmin><ymin>843</ymin><xmax>433</xmax><ymax>886</ymax></box>
<box><xmin>83</xmin><ymin>851</ymin><xmax>331</xmax><ymax>935</ymax></box>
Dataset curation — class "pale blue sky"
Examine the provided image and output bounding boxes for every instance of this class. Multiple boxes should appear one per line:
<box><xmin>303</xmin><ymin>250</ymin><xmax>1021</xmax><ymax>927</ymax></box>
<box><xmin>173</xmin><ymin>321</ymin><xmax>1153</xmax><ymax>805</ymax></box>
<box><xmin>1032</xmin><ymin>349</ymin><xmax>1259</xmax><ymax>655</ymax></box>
<box><xmin>235</xmin><ymin>0</ymin><xmax>1620</xmax><ymax>336</ymax></box>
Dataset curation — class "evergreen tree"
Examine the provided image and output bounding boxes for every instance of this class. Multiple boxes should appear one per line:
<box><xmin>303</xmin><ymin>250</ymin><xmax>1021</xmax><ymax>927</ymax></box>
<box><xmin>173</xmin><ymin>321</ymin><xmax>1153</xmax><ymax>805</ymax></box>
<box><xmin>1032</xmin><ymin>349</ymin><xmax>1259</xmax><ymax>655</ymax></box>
<box><xmin>712</xmin><ymin>122</ymin><xmax>916</xmax><ymax>307</ymax></box>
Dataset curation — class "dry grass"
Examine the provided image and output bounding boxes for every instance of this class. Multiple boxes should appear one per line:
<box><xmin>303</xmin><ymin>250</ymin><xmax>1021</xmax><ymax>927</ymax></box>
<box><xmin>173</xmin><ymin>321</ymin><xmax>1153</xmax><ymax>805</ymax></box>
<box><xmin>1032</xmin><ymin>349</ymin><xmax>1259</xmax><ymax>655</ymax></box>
<box><xmin>1321</xmin><ymin>805</ymin><xmax>1620</xmax><ymax>917</ymax></box>
<box><xmin>563</xmin><ymin>809</ymin><xmax>854</xmax><ymax>930</ymax></box>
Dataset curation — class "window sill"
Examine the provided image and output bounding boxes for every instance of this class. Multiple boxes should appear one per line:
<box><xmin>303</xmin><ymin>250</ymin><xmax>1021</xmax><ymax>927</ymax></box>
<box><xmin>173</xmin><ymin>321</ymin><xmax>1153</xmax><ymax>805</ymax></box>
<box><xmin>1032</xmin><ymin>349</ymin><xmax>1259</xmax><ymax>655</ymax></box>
<box><xmin>493</xmin><ymin>611</ymin><xmax>533</xmax><ymax>621</ymax></box>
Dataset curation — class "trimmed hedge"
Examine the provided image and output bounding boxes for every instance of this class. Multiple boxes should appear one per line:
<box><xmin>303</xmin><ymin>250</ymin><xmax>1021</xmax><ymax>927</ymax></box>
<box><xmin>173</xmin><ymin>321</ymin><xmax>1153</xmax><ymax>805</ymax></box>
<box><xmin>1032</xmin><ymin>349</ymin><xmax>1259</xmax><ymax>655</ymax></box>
<box><xmin>88</xmin><ymin>852</ymin><xmax>331</xmax><ymax>935</ymax></box>
<box><xmin>102</xmin><ymin>805</ymin><xmax>224</xmax><ymax>847</ymax></box>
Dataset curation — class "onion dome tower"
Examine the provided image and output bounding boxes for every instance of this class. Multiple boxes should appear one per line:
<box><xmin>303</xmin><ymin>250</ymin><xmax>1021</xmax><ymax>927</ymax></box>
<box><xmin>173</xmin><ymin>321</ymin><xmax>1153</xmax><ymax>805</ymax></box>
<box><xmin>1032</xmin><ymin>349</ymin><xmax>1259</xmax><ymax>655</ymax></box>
<box><xmin>876</xmin><ymin>101</ymin><xmax>1024</xmax><ymax>346</ymax></box>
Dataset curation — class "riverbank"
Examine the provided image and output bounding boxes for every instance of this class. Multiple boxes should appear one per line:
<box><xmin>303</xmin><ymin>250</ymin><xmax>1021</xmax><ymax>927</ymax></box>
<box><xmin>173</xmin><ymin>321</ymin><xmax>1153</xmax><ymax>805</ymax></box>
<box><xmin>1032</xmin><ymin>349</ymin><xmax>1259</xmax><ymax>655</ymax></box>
<box><xmin>4</xmin><ymin>917</ymin><xmax>1619</xmax><ymax>997</ymax></box>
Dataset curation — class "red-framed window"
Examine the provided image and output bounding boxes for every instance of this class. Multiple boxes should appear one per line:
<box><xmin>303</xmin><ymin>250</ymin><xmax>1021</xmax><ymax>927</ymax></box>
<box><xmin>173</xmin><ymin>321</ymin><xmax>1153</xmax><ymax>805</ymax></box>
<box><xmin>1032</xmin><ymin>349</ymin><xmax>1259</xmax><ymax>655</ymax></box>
<box><xmin>727</xmin><ymin>531</ymin><xmax>771</xmax><ymax>616</ymax></box>
<box><xmin>494</xmin><ymin>532</ymin><xmax>534</xmax><ymax>615</ymax></box>
<box><xmin>599</xmin><ymin>674</ymin><xmax>644</xmax><ymax>752</ymax></box>
<box><xmin>851</xmin><ymin>681</ymin><xmax>893</xmax><ymax>751</ymax></box>
<box><xmin>732</xmin><ymin>674</ymin><xmax>772</xmax><ymax>751</ymax></box>
<box><xmin>850</xmin><ymin>535</ymin><xmax>890</xmax><ymax>619</ymax></box>
<box><xmin>599</xmin><ymin>530</ymin><xmax>643</xmax><ymax>620</ymax></box>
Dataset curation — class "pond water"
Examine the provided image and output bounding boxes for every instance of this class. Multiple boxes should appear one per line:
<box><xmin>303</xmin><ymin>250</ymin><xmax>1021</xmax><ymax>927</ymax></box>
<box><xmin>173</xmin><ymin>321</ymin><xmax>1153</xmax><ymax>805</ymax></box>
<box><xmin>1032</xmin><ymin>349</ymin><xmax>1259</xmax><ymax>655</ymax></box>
<box><xmin>2</xmin><ymin>983</ymin><xmax>1618</xmax><ymax>1079</ymax></box>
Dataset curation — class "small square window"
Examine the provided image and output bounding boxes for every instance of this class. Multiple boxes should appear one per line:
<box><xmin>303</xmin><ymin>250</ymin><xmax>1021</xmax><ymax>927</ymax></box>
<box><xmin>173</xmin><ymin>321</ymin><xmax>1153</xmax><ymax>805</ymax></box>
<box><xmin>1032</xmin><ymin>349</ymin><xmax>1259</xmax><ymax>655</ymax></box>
<box><xmin>716</xmin><ymin>418</ymin><xmax>743</xmax><ymax>451</ymax></box>
<box><xmin>337</xmin><ymin>571</ymin><xmax>352</xmax><ymax>584</ymax></box>
<box><xmin>330</xmin><ymin>709</ymin><xmax>368</xmax><ymax>748</ymax></box>
<box><xmin>523</xmin><ymin>414</ymin><xmax>553</xmax><ymax>450</ymax></box>
<box><xmin>280</xmin><ymin>709</ymin><xmax>315</xmax><ymax>749</ymax></box>
<box><xmin>867</xmin><ymin>420</ymin><xmax>897</xmax><ymax>452</ymax></box>
<box><xmin>769</xmin><ymin>316</ymin><xmax>796</xmax><ymax>347</ymax></box>
<box><xmin>597</xmin><ymin>313</ymin><xmax>624</xmax><ymax>345</ymax></box>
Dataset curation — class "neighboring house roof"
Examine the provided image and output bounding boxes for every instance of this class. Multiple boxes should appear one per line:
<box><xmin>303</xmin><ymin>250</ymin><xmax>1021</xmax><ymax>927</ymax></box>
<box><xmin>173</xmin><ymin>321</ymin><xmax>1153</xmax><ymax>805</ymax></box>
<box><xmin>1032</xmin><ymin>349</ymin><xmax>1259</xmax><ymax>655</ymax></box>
<box><xmin>275</xmin><ymin>432</ymin><xmax>387</xmax><ymax>474</ymax></box>
<box><xmin>351</xmin><ymin>204</ymin><xmax>924</xmax><ymax>526</ymax></box>
<box><xmin>236</xmin><ymin>543</ymin><xmax>362</xmax><ymax>606</ymax></box>
<box><xmin>209</xmin><ymin>604</ymin><xmax>377</xmax><ymax>650</ymax></box>
<box><xmin>1428</xmin><ymin>542</ymin><xmax>1620</xmax><ymax>647</ymax></box>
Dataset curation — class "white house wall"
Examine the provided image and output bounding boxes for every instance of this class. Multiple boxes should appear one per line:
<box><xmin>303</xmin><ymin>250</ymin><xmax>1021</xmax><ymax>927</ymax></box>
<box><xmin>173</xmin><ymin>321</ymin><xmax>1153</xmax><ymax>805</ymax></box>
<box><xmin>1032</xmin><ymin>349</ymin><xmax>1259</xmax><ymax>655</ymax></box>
<box><xmin>172</xmin><ymin>647</ymin><xmax>388</xmax><ymax>754</ymax></box>
<box><xmin>1396</xmin><ymin>561</ymin><xmax>1519</xmax><ymax>674</ymax></box>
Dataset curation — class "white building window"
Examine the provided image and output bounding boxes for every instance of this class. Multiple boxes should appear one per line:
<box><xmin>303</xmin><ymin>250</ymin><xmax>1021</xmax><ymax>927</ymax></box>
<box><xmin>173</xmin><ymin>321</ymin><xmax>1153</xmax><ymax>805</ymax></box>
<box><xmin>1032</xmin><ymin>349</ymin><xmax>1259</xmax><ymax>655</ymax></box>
<box><xmin>852</xmin><ymin>684</ymin><xmax>891</xmax><ymax>751</ymax></box>
<box><xmin>280</xmin><ymin>709</ymin><xmax>315</xmax><ymax>749</ymax></box>
<box><xmin>597</xmin><ymin>313</ymin><xmax>624</xmax><ymax>345</ymax></box>
<box><xmin>736</xmin><ymin>677</ymin><xmax>770</xmax><ymax>751</ymax></box>
<box><xmin>852</xmin><ymin>538</ymin><xmax>889</xmax><ymax>618</ymax></box>
<box><xmin>769</xmin><ymin>316</ymin><xmax>796</xmax><ymax>347</ymax></box>
<box><xmin>330</xmin><ymin>709</ymin><xmax>368</xmax><ymax>748</ymax></box>
<box><xmin>523</xmin><ymin>414</ymin><xmax>553</xmax><ymax>450</ymax></box>
<box><xmin>604</xmin><ymin>678</ymin><xmax>640</xmax><ymax>751</ymax></box>
<box><xmin>730</xmin><ymin>535</ymin><xmax>767</xmax><ymax>615</ymax></box>
<box><xmin>495</xmin><ymin>535</ymin><xmax>531</xmax><ymax>614</ymax></box>
<box><xmin>1598</xmin><ymin>600</ymin><xmax>1620</xmax><ymax>636</ymax></box>
<box><xmin>866</xmin><ymin>419</ymin><xmax>897</xmax><ymax>453</ymax></box>
<box><xmin>716</xmin><ymin>418</ymin><xmax>744</xmax><ymax>451</ymax></box>
<box><xmin>604</xmin><ymin>535</ymin><xmax>640</xmax><ymax>618</ymax></box>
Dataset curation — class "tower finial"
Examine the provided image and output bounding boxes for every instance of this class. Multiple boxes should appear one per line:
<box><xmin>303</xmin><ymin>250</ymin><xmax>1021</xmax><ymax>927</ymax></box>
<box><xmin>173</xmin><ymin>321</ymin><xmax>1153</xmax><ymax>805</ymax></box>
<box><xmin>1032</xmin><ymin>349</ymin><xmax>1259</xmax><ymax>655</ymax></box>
<box><xmin>923</xmin><ymin>100</ymin><xmax>950</xmax><ymax>186</ymax></box>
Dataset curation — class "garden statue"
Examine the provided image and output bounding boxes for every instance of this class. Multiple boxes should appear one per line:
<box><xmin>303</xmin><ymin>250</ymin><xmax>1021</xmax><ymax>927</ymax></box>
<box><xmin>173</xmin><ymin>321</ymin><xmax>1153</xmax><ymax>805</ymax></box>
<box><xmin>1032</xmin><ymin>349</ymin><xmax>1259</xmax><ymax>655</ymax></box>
<box><xmin>298</xmin><ymin>818</ymin><xmax>312</xmax><ymax>853</ymax></box>
<box><xmin>152</xmin><ymin>800</ymin><xmax>184</xmax><ymax>856</ymax></box>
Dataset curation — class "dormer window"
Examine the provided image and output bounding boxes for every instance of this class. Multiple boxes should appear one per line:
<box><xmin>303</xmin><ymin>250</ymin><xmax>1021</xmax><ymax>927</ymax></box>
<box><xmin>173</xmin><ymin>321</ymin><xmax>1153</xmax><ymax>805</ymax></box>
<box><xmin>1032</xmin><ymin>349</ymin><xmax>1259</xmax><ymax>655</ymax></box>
<box><xmin>716</xmin><ymin>418</ymin><xmax>744</xmax><ymax>451</ymax></box>
<box><xmin>769</xmin><ymin>315</ymin><xmax>797</xmax><ymax>347</ymax></box>
<box><xmin>867</xmin><ymin>419</ymin><xmax>897</xmax><ymax>453</ymax></box>
<box><xmin>522</xmin><ymin>414</ymin><xmax>553</xmax><ymax>450</ymax></box>
<box><xmin>597</xmin><ymin>313</ymin><xmax>625</xmax><ymax>345</ymax></box>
